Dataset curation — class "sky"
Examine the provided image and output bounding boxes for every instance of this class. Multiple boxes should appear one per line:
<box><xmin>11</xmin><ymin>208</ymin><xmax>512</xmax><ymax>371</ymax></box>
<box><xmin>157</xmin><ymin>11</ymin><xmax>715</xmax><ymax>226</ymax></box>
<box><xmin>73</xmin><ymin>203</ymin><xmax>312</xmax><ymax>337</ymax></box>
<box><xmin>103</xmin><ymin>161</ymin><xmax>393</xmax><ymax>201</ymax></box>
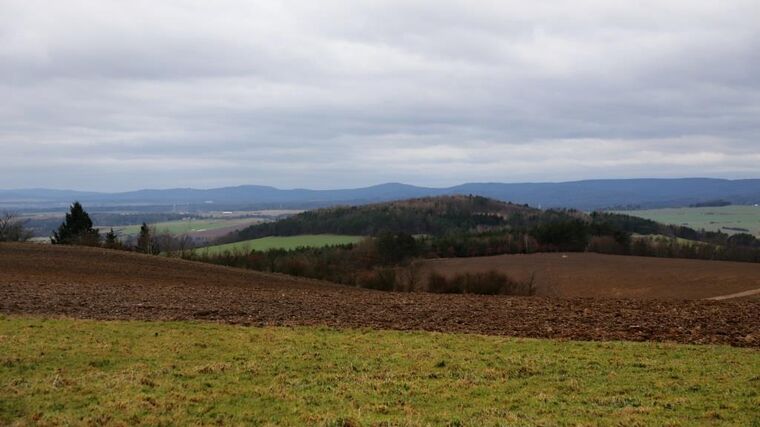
<box><xmin>1</xmin><ymin>0</ymin><xmax>759</xmax><ymax>191</ymax></box>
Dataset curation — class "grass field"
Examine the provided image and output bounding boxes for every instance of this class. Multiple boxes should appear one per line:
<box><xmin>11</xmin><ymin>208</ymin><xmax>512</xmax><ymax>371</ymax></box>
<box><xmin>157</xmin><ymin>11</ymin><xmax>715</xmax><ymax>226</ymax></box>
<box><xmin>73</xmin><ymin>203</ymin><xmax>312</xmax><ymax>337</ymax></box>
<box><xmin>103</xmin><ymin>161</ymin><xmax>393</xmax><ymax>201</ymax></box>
<box><xmin>113</xmin><ymin>217</ymin><xmax>261</xmax><ymax>236</ymax></box>
<box><xmin>200</xmin><ymin>234</ymin><xmax>363</xmax><ymax>254</ymax></box>
<box><xmin>1</xmin><ymin>317</ymin><xmax>758</xmax><ymax>426</ymax></box>
<box><xmin>614</xmin><ymin>205</ymin><xmax>760</xmax><ymax>236</ymax></box>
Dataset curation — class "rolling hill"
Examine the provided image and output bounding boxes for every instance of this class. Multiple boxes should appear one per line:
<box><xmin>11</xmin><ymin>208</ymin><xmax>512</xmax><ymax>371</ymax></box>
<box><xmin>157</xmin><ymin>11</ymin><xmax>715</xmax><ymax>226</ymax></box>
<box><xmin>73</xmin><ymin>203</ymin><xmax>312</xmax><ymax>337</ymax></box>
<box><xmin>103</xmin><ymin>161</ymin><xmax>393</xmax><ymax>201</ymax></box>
<box><xmin>4</xmin><ymin>178</ymin><xmax>760</xmax><ymax>210</ymax></box>
<box><xmin>219</xmin><ymin>195</ymin><xmax>541</xmax><ymax>243</ymax></box>
<box><xmin>1</xmin><ymin>242</ymin><xmax>758</xmax><ymax>347</ymax></box>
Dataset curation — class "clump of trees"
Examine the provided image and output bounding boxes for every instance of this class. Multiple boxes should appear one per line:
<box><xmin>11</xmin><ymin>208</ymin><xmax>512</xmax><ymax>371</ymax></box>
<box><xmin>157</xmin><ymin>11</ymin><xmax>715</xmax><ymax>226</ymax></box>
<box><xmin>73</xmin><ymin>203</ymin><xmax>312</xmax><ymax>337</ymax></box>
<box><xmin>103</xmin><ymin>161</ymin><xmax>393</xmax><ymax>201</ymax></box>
<box><xmin>47</xmin><ymin>202</ymin><xmax>196</xmax><ymax>256</ymax></box>
<box><xmin>136</xmin><ymin>223</ymin><xmax>160</xmax><ymax>255</ymax></box>
<box><xmin>51</xmin><ymin>202</ymin><xmax>100</xmax><ymax>246</ymax></box>
<box><xmin>0</xmin><ymin>212</ymin><xmax>32</xmax><ymax>242</ymax></box>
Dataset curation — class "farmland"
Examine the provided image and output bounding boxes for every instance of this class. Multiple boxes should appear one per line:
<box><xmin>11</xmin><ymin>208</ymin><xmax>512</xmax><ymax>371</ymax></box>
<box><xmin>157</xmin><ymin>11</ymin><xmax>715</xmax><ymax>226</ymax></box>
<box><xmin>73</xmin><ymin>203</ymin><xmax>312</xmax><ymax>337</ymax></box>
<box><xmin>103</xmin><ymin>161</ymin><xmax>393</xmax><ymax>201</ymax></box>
<box><xmin>2</xmin><ymin>317</ymin><xmax>758</xmax><ymax>426</ymax></box>
<box><xmin>1</xmin><ymin>243</ymin><xmax>758</xmax><ymax>347</ymax></box>
<box><xmin>614</xmin><ymin>205</ymin><xmax>760</xmax><ymax>236</ymax></box>
<box><xmin>418</xmin><ymin>252</ymin><xmax>760</xmax><ymax>299</ymax></box>
<box><xmin>199</xmin><ymin>234</ymin><xmax>363</xmax><ymax>254</ymax></box>
<box><xmin>113</xmin><ymin>217</ymin><xmax>262</xmax><ymax>237</ymax></box>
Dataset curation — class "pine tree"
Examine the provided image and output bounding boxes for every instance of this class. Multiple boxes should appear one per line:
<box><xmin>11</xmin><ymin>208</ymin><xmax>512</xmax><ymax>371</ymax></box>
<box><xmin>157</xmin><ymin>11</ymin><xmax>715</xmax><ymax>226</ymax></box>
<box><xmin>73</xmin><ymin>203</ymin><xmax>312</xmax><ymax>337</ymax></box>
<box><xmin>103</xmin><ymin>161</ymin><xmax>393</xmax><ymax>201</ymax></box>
<box><xmin>51</xmin><ymin>202</ymin><xmax>100</xmax><ymax>245</ymax></box>
<box><xmin>104</xmin><ymin>228</ymin><xmax>119</xmax><ymax>249</ymax></box>
<box><xmin>136</xmin><ymin>223</ymin><xmax>160</xmax><ymax>254</ymax></box>
<box><xmin>136</xmin><ymin>223</ymin><xmax>151</xmax><ymax>253</ymax></box>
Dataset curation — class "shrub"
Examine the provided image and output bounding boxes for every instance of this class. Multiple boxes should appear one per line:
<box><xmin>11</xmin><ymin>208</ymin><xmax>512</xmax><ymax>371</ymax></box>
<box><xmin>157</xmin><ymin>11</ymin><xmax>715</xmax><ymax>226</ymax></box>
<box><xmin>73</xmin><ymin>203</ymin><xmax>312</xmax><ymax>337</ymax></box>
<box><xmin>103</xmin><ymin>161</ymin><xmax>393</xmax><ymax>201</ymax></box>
<box><xmin>0</xmin><ymin>212</ymin><xmax>32</xmax><ymax>242</ymax></box>
<box><xmin>427</xmin><ymin>272</ymin><xmax>462</xmax><ymax>294</ymax></box>
<box><xmin>458</xmin><ymin>271</ymin><xmax>509</xmax><ymax>295</ymax></box>
<box><xmin>587</xmin><ymin>235</ymin><xmax>627</xmax><ymax>255</ymax></box>
<box><xmin>358</xmin><ymin>268</ymin><xmax>397</xmax><ymax>291</ymax></box>
<box><xmin>426</xmin><ymin>270</ymin><xmax>535</xmax><ymax>296</ymax></box>
<box><xmin>396</xmin><ymin>262</ymin><xmax>423</xmax><ymax>292</ymax></box>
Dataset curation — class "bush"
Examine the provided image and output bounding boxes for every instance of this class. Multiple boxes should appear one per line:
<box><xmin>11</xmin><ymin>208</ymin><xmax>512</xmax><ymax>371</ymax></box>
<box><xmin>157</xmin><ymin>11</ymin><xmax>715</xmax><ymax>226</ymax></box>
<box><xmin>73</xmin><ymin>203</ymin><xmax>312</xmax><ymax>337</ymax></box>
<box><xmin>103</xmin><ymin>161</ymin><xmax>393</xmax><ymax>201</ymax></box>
<box><xmin>426</xmin><ymin>270</ymin><xmax>535</xmax><ymax>296</ymax></box>
<box><xmin>459</xmin><ymin>271</ymin><xmax>508</xmax><ymax>295</ymax></box>
<box><xmin>358</xmin><ymin>268</ymin><xmax>397</xmax><ymax>291</ymax></box>
<box><xmin>587</xmin><ymin>235</ymin><xmax>627</xmax><ymax>255</ymax></box>
<box><xmin>0</xmin><ymin>212</ymin><xmax>32</xmax><ymax>242</ymax></box>
<box><xmin>427</xmin><ymin>272</ymin><xmax>463</xmax><ymax>294</ymax></box>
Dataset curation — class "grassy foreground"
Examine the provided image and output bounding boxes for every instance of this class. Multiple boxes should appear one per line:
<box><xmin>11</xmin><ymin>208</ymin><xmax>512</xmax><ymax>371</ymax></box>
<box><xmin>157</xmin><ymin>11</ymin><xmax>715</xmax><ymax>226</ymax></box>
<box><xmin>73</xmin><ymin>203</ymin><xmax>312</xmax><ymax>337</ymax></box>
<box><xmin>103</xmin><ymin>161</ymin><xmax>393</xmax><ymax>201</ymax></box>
<box><xmin>200</xmin><ymin>234</ymin><xmax>363</xmax><ymax>254</ymax></box>
<box><xmin>1</xmin><ymin>317</ymin><xmax>758</xmax><ymax>426</ymax></box>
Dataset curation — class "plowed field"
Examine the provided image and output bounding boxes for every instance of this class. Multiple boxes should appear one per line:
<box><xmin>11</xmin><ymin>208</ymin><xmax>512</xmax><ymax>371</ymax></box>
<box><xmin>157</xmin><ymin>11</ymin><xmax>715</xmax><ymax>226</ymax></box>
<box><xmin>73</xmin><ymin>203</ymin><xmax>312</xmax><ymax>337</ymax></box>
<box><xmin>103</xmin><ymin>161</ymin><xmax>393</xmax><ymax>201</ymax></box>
<box><xmin>1</xmin><ymin>243</ymin><xmax>758</xmax><ymax>347</ymax></box>
<box><xmin>419</xmin><ymin>252</ymin><xmax>760</xmax><ymax>299</ymax></box>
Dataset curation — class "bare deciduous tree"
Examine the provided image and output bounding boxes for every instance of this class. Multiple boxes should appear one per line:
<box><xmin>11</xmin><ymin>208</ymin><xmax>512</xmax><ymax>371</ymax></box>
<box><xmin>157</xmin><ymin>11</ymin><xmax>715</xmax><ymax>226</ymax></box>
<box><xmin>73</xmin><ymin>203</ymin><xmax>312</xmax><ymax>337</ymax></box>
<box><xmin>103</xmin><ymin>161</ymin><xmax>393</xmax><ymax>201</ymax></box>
<box><xmin>157</xmin><ymin>232</ymin><xmax>196</xmax><ymax>257</ymax></box>
<box><xmin>0</xmin><ymin>212</ymin><xmax>33</xmax><ymax>242</ymax></box>
<box><xmin>398</xmin><ymin>261</ymin><xmax>423</xmax><ymax>292</ymax></box>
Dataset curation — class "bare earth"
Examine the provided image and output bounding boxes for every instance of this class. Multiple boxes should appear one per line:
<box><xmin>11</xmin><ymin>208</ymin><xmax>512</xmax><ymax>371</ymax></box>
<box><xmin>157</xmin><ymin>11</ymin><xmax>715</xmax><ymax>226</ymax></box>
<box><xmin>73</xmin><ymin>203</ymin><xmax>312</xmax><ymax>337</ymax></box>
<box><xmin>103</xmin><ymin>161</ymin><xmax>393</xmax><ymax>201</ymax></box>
<box><xmin>420</xmin><ymin>253</ymin><xmax>760</xmax><ymax>299</ymax></box>
<box><xmin>1</xmin><ymin>243</ymin><xmax>758</xmax><ymax>347</ymax></box>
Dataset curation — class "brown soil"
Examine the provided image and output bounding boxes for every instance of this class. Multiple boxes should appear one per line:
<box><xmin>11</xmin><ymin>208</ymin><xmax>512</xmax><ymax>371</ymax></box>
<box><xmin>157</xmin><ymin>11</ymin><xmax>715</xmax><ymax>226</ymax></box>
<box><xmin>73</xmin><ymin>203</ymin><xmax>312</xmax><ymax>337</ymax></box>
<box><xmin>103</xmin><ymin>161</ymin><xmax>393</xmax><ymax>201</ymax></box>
<box><xmin>1</xmin><ymin>243</ymin><xmax>758</xmax><ymax>347</ymax></box>
<box><xmin>420</xmin><ymin>253</ymin><xmax>760</xmax><ymax>299</ymax></box>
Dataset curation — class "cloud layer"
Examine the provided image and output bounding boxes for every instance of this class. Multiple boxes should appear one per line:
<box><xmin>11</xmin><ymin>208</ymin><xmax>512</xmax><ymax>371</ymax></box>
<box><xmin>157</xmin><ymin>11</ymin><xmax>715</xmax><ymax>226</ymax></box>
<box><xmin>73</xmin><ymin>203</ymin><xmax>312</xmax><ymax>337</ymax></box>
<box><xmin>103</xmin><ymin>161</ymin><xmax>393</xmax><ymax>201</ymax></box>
<box><xmin>2</xmin><ymin>0</ymin><xmax>759</xmax><ymax>190</ymax></box>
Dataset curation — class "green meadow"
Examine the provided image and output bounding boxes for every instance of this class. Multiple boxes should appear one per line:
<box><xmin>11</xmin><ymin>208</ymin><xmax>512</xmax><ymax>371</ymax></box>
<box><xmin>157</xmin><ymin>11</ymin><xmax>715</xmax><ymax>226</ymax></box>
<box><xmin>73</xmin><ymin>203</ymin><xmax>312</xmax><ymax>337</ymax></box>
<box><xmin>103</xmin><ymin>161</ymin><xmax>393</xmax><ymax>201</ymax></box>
<box><xmin>112</xmin><ymin>217</ymin><xmax>260</xmax><ymax>236</ymax></box>
<box><xmin>200</xmin><ymin>234</ymin><xmax>363</xmax><ymax>254</ymax></box>
<box><xmin>1</xmin><ymin>317</ymin><xmax>758</xmax><ymax>426</ymax></box>
<box><xmin>615</xmin><ymin>205</ymin><xmax>760</xmax><ymax>236</ymax></box>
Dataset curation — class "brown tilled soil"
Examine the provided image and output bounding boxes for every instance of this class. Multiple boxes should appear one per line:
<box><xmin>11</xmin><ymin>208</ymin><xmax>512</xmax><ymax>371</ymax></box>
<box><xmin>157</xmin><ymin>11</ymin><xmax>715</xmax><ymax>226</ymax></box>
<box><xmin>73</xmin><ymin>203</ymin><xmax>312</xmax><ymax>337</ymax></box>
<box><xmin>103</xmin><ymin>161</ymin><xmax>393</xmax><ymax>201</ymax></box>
<box><xmin>1</xmin><ymin>243</ymin><xmax>758</xmax><ymax>347</ymax></box>
<box><xmin>420</xmin><ymin>253</ymin><xmax>760</xmax><ymax>299</ymax></box>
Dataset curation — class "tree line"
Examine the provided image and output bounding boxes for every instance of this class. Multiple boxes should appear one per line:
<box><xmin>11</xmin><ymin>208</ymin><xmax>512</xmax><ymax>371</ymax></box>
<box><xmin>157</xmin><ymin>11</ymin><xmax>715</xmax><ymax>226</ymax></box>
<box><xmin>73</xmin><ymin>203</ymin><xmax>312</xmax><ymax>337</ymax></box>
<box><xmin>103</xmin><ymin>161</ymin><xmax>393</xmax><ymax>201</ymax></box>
<box><xmin>23</xmin><ymin>201</ymin><xmax>195</xmax><ymax>255</ymax></box>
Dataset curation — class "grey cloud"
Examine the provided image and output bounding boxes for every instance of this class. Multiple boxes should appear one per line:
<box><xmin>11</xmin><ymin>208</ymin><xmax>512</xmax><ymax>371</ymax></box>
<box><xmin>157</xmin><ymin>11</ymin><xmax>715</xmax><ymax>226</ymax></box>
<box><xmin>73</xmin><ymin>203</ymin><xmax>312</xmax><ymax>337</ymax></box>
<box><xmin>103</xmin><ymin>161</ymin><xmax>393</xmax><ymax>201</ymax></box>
<box><xmin>1</xmin><ymin>0</ymin><xmax>759</xmax><ymax>191</ymax></box>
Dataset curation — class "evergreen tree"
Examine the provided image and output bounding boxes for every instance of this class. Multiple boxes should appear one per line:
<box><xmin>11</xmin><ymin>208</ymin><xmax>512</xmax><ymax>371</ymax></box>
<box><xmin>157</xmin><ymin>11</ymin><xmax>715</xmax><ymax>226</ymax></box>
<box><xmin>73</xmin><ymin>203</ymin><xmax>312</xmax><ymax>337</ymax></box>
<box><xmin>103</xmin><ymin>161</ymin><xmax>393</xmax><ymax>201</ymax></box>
<box><xmin>136</xmin><ymin>222</ymin><xmax>150</xmax><ymax>253</ymax></box>
<box><xmin>51</xmin><ymin>202</ymin><xmax>100</xmax><ymax>245</ymax></box>
<box><xmin>136</xmin><ymin>222</ymin><xmax>160</xmax><ymax>254</ymax></box>
<box><xmin>104</xmin><ymin>228</ymin><xmax>120</xmax><ymax>249</ymax></box>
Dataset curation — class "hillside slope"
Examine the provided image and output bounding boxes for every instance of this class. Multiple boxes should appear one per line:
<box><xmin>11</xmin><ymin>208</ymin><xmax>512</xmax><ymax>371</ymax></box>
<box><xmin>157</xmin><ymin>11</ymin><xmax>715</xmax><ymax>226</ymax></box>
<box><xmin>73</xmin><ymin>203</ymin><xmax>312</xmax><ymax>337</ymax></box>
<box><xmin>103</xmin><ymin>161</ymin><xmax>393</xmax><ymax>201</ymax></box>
<box><xmin>225</xmin><ymin>195</ymin><xmax>540</xmax><ymax>242</ymax></box>
<box><xmin>0</xmin><ymin>243</ymin><xmax>330</xmax><ymax>291</ymax></box>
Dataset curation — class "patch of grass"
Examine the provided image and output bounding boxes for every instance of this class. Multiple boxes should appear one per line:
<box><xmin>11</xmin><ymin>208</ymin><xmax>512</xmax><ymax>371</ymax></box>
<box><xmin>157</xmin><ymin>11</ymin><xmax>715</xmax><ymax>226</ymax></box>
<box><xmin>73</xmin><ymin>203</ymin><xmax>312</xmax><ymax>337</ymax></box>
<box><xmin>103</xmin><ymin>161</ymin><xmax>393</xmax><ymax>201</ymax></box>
<box><xmin>615</xmin><ymin>205</ymin><xmax>760</xmax><ymax>236</ymax></box>
<box><xmin>200</xmin><ymin>234</ymin><xmax>363</xmax><ymax>254</ymax></box>
<box><xmin>1</xmin><ymin>317</ymin><xmax>758</xmax><ymax>425</ymax></box>
<box><xmin>631</xmin><ymin>234</ymin><xmax>710</xmax><ymax>246</ymax></box>
<box><xmin>113</xmin><ymin>218</ymin><xmax>260</xmax><ymax>236</ymax></box>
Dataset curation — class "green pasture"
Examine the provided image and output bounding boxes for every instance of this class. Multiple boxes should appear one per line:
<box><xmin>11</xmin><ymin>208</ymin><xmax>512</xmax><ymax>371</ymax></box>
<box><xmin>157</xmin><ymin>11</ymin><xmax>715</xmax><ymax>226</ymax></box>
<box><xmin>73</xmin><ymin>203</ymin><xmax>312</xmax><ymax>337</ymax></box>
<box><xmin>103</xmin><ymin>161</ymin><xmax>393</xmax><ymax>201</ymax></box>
<box><xmin>1</xmin><ymin>317</ymin><xmax>758</xmax><ymax>425</ymax></box>
<box><xmin>200</xmin><ymin>234</ymin><xmax>363</xmax><ymax>254</ymax></box>
<box><xmin>112</xmin><ymin>217</ymin><xmax>260</xmax><ymax>236</ymax></box>
<box><xmin>614</xmin><ymin>205</ymin><xmax>760</xmax><ymax>236</ymax></box>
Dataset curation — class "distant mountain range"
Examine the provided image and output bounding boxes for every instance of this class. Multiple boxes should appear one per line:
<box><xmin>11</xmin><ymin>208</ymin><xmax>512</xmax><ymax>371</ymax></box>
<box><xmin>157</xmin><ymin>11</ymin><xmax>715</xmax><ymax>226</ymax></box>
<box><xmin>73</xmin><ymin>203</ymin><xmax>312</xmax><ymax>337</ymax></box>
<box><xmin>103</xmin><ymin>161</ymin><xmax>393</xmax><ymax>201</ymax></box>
<box><xmin>2</xmin><ymin>178</ymin><xmax>760</xmax><ymax>211</ymax></box>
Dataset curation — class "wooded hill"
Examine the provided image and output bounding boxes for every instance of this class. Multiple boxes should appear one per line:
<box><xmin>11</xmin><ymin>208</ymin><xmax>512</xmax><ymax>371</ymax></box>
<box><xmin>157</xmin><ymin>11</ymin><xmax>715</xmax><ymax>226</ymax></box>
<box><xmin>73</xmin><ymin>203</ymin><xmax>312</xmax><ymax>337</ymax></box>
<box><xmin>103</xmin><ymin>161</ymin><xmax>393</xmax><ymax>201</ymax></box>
<box><xmin>219</xmin><ymin>195</ymin><xmax>759</xmax><ymax>253</ymax></box>
<box><xmin>219</xmin><ymin>196</ymin><xmax>541</xmax><ymax>242</ymax></box>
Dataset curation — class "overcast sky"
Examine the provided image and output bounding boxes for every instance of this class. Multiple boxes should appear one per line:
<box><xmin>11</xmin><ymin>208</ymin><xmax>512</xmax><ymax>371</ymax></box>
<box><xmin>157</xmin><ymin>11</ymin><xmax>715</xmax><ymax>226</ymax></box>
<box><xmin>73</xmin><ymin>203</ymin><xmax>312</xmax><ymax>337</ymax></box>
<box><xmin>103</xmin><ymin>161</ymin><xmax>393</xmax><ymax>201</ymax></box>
<box><xmin>1</xmin><ymin>1</ymin><xmax>759</xmax><ymax>191</ymax></box>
